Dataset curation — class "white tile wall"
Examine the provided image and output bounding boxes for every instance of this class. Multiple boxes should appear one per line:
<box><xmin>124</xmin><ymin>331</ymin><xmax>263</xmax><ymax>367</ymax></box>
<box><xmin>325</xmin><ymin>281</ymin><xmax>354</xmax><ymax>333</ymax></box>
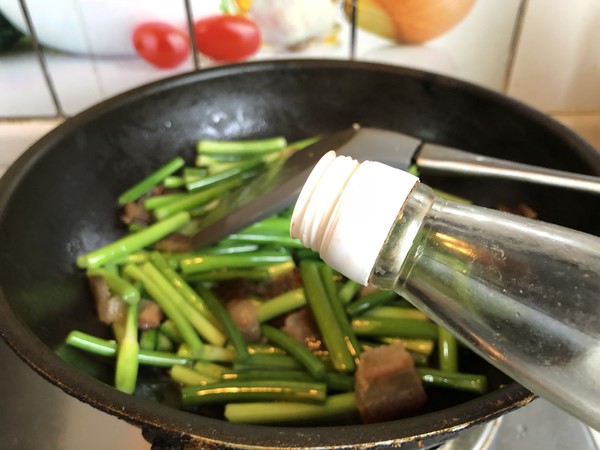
<box><xmin>355</xmin><ymin>0</ymin><xmax>524</xmax><ymax>91</ymax></box>
<box><xmin>507</xmin><ymin>0</ymin><xmax>600</xmax><ymax>113</ymax></box>
<box><xmin>23</xmin><ymin>0</ymin><xmax>198</xmax><ymax>115</ymax></box>
<box><xmin>3</xmin><ymin>0</ymin><xmax>600</xmax><ymax>117</ymax></box>
<box><xmin>0</xmin><ymin>0</ymin><xmax>56</xmax><ymax>117</ymax></box>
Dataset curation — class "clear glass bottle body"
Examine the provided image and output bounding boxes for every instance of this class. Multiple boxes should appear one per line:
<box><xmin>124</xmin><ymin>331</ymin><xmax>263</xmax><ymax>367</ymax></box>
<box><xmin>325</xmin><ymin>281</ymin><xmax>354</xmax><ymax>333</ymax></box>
<box><xmin>370</xmin><ymin>183</ymin><xmax>600</xmax><ymax>430</ymax></box>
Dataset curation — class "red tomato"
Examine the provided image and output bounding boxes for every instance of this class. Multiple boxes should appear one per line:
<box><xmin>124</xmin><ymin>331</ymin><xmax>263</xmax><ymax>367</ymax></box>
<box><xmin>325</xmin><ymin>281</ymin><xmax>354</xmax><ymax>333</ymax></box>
<box><xmin>194</xmin><ymin>15</ymin><xmax>261</xmax><ymax>62</ymax></box>
<box><xmin>132</xmin><ymin>22</ymin><xmax>190</xmax><ymax>69</ymax></box>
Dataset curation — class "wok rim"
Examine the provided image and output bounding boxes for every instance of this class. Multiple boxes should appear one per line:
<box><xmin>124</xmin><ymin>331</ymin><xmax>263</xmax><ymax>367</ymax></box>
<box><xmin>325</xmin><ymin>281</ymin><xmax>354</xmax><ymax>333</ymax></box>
<box><xmin>2</xmin><ymin>58</ymin><xmax>598</xmax><ymax>448</ymax></box>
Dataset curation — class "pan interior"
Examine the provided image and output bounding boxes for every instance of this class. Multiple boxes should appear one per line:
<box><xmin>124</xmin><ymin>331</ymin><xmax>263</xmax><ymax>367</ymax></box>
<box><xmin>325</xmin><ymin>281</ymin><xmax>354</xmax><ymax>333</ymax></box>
<box><xmin>0</xmin><ymin>60</ymin><xmax>598</xmax><ymax>448</ymax></box>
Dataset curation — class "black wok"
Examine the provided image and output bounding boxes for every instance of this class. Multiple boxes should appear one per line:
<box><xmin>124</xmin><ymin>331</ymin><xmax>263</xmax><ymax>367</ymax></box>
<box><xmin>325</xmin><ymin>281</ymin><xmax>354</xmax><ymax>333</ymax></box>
<box><xmin>1</xmin><ymin>60</ymin><xmax>599</xmax><ymax>449</ymax></box>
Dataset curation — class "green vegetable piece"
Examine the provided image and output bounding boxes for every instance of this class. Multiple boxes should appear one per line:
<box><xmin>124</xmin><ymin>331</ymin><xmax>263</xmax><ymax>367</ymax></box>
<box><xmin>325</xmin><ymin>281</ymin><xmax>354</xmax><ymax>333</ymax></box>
<box><xmin>185</xmin><ymin>157</ymin><xmax>265</xmax><ymax>191</ymax></box>
<box><xmin>123</xmin><ymin>263</ymin><xmax>204</xmax><ymax>354</ymax></box>
<box><xmin>437</xmin><ymin>326</ymin><xmax>459</xmax><ymax>372</ymax></box>
<box><xmin>163</xmin><ymin>175</ymin><xmax>186</xmax><ymax>189</ymax></box>
<box><xmin>143</xmin><ymin>193</ymin><xmax>188</xmax><ymax>210</ymax></box>
<box><xmin>197</xmin><ymin>136</ymin><xmax>287</xmax><ymax>156</ymax></box>
<box><xmin>346</xmin><ymin>290</ymin><xmax>398</xmax><ymax>317</ymax></box>
<box><xmin>226</xmin><ymin>231</ymin><xmax>304</xmax><ymax>248</ymax></box>
<box><xmin>86</xmin><ymin>268</ymin><xmax>140</xmax><ymax>305</ymax></box>
<box><xmin>261</xmin><ymin>325</ymin><xmax>327</xmax><ymax>379</ymax></box>
<box><xmin>76</xmin><ymin>211</ymin><xmax>191</xmax><ymax>269</ymax></box>
<box><xmin>150</xmin><ymin>252</ymin><xmax>225</xmax><ymax>346</ymax></box>
<box><xmin>139</xmin><ymin>328</ymin><xmax>158</xmax><ymax>351</ymax></box>
<box><xmin>300</xmin><ymin>261</ymin><xmax>356</xmax><ymax>373</ymax></box>
<box><xmin>224</xmin><ymin>392</ymin><xmax>357</xmax><ymax>424</ymax></box>
<box><xmin>223</xmin><ymin>369</ymin><xmax>313</xmax><ymax>383</ymax></box>
<box><xmin>115</xmin><ymin>301</ymin><xmax>140</xmax><ymax>394</ymax></box>
<box><xmin>180</xmin><ymin>251</ymin><xmax>292</xmax><ymax>276</ymax></box>
<box><xmin>240</xmin><ymin>216</ymin><xmax>292</xmax><ymax>235</ymax></box>
<box><xmin>363</xmin><ymin>305</ymin><xmax>429</xmax><ymax>321</ymax></box>
<box><xmin>153</xmin><ymin>178</ymin><xmax>240</xmax><ymax>220</ymax></box>
<box><xmin>257</xmin><ymin>288</ymin><xmax>306</xmax><ymax>323</ymax></box>
<box><xmin>65</xmin><ymin>331</ymin><xmax>193</xmax><ymax>367</ymax></box>
<box><xmin>338</xmin><ymin>279</ymin><xmax>362</xmax><ymax>304</ymax></box>
<box><xmin>287</xmin><ymin>135</ymin><xmax>321</xmax><ymax>151</ymax></box>
<box><xmin>118</xmin><ymin>157</ymin><xmax>185</xmax><ymax>205</ymax></box>
<box><xmin>234</xmin><ymin>354</ymin><xmax>303</xmax><ymax>372</ymax></box>
<box><xmin>195</xmin><ymin>285</ymin><xmax>249</xmax><ymax>361</ymax></box>
<box><xmin>170</xmin><ymin>365</ymin><xmax>217</xmax><ymax>386</ymax></box>
<box><xmin>177</xmin><ymin>343</ymin><xmax>237</xmax><ymax>363</ymax></box>
<box><xmin>159</xmin><ymin>319</ymin><xmax>183</xmax><ymax>344</ymax></box>
<box><xmin>183</xmin><ymin>167</ymin><xmax>209</xmax><ymax>185</ymax></box>
<box><xmin>319</xmin><ymin>264</ymin><xmax>361</xmax><ymax>361</ymax></box>
<box><xmin>351</xmin><ymin>317</ymin><xmax>438</xmax><ymax>340</ymax></box>
<box><xmin>181</xmin><ymin>380</ymin><xmax>326</xmax><ymax>406</ymax></box>
<box><xmin>417</xmin><ymin>368</ymin><xmax>487</xmax><ymax>394</ymax></box>
<box><xmin>193</xmin><ymin>361</ymin><xmax>229</xmax><ymax>380</ymax></box>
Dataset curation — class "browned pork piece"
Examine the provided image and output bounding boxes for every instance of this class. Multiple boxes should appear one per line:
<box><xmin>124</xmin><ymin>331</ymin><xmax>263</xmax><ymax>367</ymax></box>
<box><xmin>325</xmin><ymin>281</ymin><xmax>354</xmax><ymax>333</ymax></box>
<box><xmin>88</xmin><ymin>275</ymin><xmax>126</xmax><ymax>325</ymax></box>
<box><xmin>227</xmin><ymin>298</ymin><xmax>261</xmax><ymax>343</ymax></box>
<box><xmin>138</xmin><ymin>299</ymin><xmax>164</xmax><ymax>329</ymax></box>
<box><xmin>253</xmin><ymin>269</ymin><xmax>303</xmax><ymax>299</ymax></box>
<box><xmin>281</xmin><ymin>307</ymin><xmax>324</xmax><ymax>352</ymax></box>
<box><xmin>121</xmin><ymin>201</ymin><xmax>153</xmax><ymax>226</ymax></box>
<box><xmin>355</xmin><ymin>342</ymin><xmax>427</xmax><ymax>423</ymax></box>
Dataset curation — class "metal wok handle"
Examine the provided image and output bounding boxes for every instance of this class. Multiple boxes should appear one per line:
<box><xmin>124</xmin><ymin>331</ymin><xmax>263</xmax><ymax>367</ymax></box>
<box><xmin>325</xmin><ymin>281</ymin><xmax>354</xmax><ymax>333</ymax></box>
<box><xmin>417</xmin><ymin>143</ymin><xmax>600</xmax><ymax>195</ymax></box>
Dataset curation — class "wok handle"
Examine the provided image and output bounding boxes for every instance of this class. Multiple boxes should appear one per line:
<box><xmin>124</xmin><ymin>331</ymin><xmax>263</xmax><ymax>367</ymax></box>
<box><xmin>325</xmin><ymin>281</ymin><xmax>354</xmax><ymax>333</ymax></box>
<box><xmin>416</xmin><ymin>143</ymin><xmax>600</xmax><ymax>195</ymax></box>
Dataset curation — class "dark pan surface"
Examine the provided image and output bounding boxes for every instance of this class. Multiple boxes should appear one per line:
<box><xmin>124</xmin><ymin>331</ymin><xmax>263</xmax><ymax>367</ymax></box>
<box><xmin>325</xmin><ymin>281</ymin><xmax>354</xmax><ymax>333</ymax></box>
<box><xmin>1</xmin><ymin>60</ymin><xmax>599</xmax><ymax>449</ymax></box>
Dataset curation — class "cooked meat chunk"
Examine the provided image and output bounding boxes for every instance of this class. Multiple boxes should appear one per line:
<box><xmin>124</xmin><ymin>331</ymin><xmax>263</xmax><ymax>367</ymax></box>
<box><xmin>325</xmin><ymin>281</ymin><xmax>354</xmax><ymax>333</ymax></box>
<box><xmin>138</xmin><ymin>299</ymin><xmax>164</xmax><ymax>330</ymax></box>
<box><xmin>359</xmin><ymin>285</ymin><xmax>378</xmax><ymax>297</ymax></box>
<box><xmin>88</xmin><ymin>275</ymin><xmax>126</xmax><ymax>325</ymax></box>
<box><xmin>154</xmin><ymin>232</ymin><xmax>192</xmax><ymax>252</ymax></box>
<box><xmin>253</xmin><ymin>269</ymin><xmax>303</xmax><ymax>299</ymax></box>
<box><xmin>355</xmin><ymin>343</ymin><xmax>427</xmax><ymax>423</ymax></box>
<box><xmin>281</xmin><ymin>307</ymin><xmax>324</xmax><ymax>352</ymax></box>
<box><xmin>121</xmin><ymin>201</ymin><xmax>153</xmax><ymax>226</ymax></box>
<box><xmin>227</xmin><ymin>299</ymin><xmax>261</xmax><ymax>343</ymax></box>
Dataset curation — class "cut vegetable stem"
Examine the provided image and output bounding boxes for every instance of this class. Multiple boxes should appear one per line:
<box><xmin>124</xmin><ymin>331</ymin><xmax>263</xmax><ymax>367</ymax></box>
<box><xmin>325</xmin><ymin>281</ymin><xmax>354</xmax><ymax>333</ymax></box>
<box><xmin>181</xmin><ymin>380</ymin><xmax>326</xmax><ymax>406</ymax></box>
<box><xmin>154</xmin><ymin>179</ymin><xmax>240</xmax><ymax>220</ymax></box>
<box><xmin>300</xmin><ymin>261</ymin><xmax>356</xmax><ymax>372</ymax></box>
<box><xmin>257</xmin><ymin>288</ymin><xmax>306</xmax><ymax>323</ymax></box>
<box><xmin>118</xmin><ymin>156</ymin><xmax>185</xmax><ymax>205</ymax></box>
<box><xmin>65</xmin><ymin>331</ymin><xmax>192</xmax><ymax>366</ymax></box>
<box><xmin>123</xmin><ymin>263</ymin><xmax>204</xmax><ymax>354</ymax></box>
<box><xmin>194</xmin><ymin>285</ymin><xmax>249</xmax><ymax>361</ymax></box>
<box><xmin>197</xmin><ymin>136</ymin><xmax>287</xmax><ymax>156</ymax></box>
<box><xmin>76</xmin><ymin>211</ymin><xmax>191</xmax><ymax>269</ymax></box>
<box><xmin>351</xmin><ymin>317</ymin><xmax>438</xmax><ymax>340</ymax></box>
<box><xmin>150</xmin><ymin>252</ymin><xmax>225</xmax><ymax>346</ymax></box>
<box><xmin>115</xmin><ymin>301</ymin><xmax>140</xmax><ymax>394</ymax></box>
<box><xmin>261</xmin><ymin>324</ymin><xmax>327</xmax><ymax>379</ymax></box>
<box><xmin>224</xmin><ymin>392</ymin><xmax>357</xmax><ymax>424</ymax></box>
<box><xmin>180</xmin><ymin>251</ymin><xmax>292</xmax><ymax>275</ymax></box>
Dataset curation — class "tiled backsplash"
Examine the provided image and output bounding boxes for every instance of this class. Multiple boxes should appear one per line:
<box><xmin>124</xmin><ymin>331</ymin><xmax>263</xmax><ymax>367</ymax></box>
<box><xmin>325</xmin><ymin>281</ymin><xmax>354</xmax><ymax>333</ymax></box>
<box><xmin>0</xmin><ymin>0</ymin><xmax>599</xmax><ymax>117</ymax></box>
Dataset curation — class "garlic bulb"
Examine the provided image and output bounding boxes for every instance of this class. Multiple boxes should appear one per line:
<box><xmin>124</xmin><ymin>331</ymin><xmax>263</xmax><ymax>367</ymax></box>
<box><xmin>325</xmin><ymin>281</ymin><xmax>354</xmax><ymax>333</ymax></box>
<box><xmin>249</xmin><ymin>0</ymin><xmax>337</xmax><ymax>50</ymax></box>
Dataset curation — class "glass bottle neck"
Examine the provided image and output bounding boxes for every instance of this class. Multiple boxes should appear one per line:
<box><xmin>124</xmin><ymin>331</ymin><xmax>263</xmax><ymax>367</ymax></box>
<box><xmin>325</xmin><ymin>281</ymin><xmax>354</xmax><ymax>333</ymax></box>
<box><xmin>369</xmin><ymin>183</ymin><xmax>436</xmax><ymax>290</ymax></box>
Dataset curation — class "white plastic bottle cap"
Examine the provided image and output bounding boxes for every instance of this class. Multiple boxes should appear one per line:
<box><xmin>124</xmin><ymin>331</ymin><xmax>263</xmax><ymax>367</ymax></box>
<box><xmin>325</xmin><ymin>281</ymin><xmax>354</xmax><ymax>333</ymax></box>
<box><xmin>291</xmin><ymin>151</ymin><xmax>419</xmax><ymax>285</ymax></box>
